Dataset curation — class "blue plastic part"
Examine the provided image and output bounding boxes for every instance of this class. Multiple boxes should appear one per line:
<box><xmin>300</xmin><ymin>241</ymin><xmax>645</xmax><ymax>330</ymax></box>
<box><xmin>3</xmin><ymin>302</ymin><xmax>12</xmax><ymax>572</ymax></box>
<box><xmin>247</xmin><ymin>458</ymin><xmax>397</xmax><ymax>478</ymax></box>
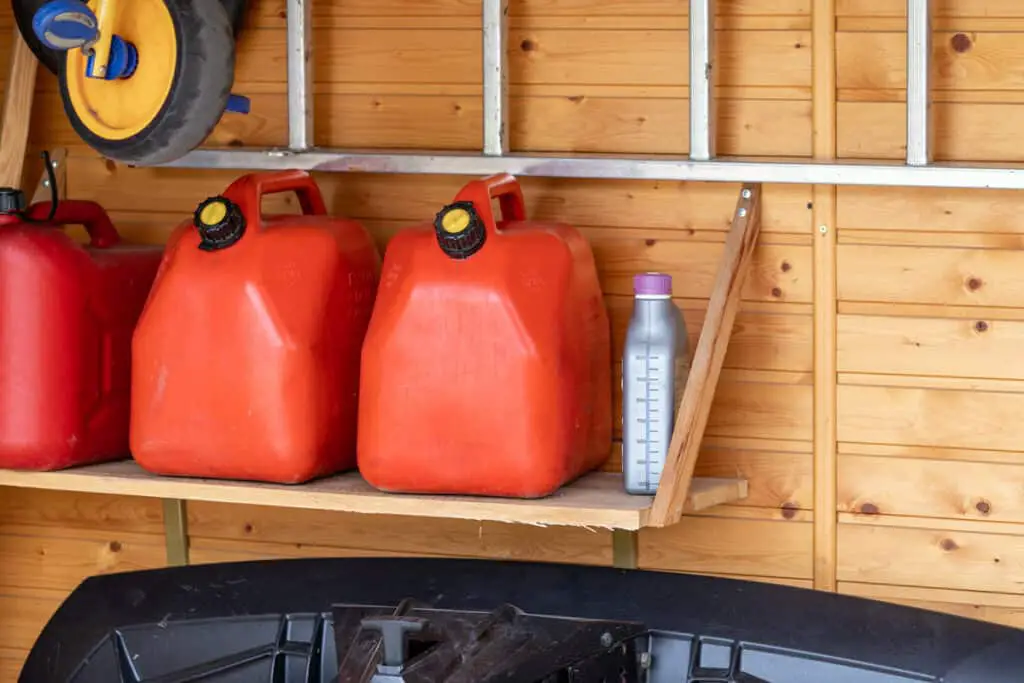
<box><xmin>84</xmin><ymin>36</ymin><xmax>137</xmax><ymax>79</ymax></box>
<box><xmin>225</xmin><ymin>94</ymin><xmax>251</xmax><ymax>115</ymax></box>
<box><xmin>32</xmin><ymin>0</ymin><xmax>98</xmax><ymax>51</ymax></box>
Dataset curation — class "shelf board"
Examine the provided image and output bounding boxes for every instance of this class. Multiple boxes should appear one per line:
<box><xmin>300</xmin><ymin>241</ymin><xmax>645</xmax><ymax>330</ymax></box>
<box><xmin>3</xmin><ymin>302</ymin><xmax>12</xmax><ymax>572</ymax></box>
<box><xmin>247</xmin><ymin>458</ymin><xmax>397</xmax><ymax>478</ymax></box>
<box><xmin>0</xmin><ymin>461</ymin><xmax>747</xmax><ymax>531</ymax></box>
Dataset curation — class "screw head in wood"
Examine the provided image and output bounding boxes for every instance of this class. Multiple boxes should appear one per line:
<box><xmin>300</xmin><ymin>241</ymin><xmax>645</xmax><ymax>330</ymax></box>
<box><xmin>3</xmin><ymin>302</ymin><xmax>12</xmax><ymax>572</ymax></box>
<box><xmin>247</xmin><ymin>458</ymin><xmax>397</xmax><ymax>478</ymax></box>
<box><xmin>738</xmin><ymin>207</ymin><xmax>748</xmax><ymax>218</ymax></box>
<box><xmin>818</xmin><ymin>224</ymin><xmax>828</xmax><ymax>234</ymax></box>
<box><xmin>741</xmin><ymin>189</ymin><xmax>751</xmax><ymax>199</ymax></box>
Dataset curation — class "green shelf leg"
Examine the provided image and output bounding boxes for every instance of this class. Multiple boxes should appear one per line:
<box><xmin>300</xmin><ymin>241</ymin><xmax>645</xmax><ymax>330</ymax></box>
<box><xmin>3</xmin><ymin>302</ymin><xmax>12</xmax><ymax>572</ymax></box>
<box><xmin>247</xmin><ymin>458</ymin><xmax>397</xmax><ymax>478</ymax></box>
<box><xmin>612</xmin><ymin>529</ymin><xmax>638</xmax><ymax>570</ymax></box>
<box><xmin>162</xmin><ymin>498</ymin><xmax>189</xmax><ymax>566</ymax></box>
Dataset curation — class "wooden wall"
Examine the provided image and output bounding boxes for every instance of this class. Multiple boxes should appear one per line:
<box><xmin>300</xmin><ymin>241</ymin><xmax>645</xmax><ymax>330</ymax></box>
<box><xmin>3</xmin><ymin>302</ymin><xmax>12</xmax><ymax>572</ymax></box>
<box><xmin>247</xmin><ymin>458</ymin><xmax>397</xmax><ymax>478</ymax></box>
<box><xmin>3</xmin><ymin>0</ymin><xmax>1024</xmax><ymax>675</ymax></box>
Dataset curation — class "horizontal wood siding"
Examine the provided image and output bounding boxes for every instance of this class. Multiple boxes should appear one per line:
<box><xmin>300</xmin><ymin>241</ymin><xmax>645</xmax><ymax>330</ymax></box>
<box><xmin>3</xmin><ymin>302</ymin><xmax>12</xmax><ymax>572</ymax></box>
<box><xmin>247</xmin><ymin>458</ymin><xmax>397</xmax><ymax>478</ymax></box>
<box><xmin>1</xmin><ymin>0</ymin><xmax>1023</xmax><ymax>676</ymax></box>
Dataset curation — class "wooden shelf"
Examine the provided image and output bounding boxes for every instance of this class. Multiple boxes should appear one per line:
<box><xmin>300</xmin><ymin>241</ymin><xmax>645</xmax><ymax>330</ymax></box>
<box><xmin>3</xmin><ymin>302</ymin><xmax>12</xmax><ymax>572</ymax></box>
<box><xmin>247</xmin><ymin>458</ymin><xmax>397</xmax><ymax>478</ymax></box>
<box><xmin>0</xmin><ymin>461</ymin><xmax>746</xmax><ymax>531</ymax></box>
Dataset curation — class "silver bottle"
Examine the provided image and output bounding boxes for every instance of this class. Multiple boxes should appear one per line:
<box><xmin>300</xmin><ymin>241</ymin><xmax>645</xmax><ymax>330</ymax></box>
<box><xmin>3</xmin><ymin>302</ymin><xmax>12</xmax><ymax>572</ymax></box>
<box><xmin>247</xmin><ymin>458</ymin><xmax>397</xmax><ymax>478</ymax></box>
<box><xmin>622</xmin><ymin>272</ymin><xmax>690</xmax><ymax>495</ymax></box>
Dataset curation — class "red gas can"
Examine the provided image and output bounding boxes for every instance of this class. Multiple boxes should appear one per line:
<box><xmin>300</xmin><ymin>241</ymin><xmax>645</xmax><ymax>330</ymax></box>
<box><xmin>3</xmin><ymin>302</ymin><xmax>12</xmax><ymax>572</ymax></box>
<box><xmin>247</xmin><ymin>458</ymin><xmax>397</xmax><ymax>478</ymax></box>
<box><xmin>0</xmin><ymin>191</ymin><xmax>162</xmax><ymax>470</ymax></box>
<box><xmin>131</xmin><ymin>171</ymin><xmax>380</xmax><ymax>483</ymax></box>
<box><xmin>358</xmin><ymin>174</ymin><xmax>612</xmax><ymax>498</ymax></box>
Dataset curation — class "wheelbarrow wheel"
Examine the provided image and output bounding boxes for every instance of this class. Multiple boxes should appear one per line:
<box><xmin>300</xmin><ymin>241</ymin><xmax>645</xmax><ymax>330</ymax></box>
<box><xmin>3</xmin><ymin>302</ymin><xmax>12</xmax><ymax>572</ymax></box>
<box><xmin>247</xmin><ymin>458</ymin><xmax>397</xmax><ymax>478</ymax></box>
<box><xmin>12</xmin><ymin>0</ymin><xmax>247</xmax><ymax>76</ymax></box>
<box><xmin>56</xmin><ymin>0</ymin><xmax>235</xmax><ymax>165</ymax></box>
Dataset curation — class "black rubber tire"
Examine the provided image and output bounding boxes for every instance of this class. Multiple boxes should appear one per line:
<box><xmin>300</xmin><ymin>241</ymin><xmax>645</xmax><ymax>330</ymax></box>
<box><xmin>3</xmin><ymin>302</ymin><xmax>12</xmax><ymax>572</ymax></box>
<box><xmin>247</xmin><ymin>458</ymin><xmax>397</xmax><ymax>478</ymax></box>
<box><xmin>12</xmin><ymin>0</ymin><xmax>247</xmax><ymax>75</ymax></box>
<box><xmin>57</xmin><ymin>0</ymin><xmax>235</xmax><ymax>165</ymax></box>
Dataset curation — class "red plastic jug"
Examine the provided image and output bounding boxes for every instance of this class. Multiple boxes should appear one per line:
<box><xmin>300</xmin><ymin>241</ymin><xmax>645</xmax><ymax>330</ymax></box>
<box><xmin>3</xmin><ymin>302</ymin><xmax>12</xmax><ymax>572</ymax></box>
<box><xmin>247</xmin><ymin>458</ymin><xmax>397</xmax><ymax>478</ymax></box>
<box><xmin>358</xmin><ymin>174</ymin><xmax>612</xmax><ymax>498</ymax></box>
<box><xmin>131</xmin><ymin>171</ymin><xmax>380</xmax><ymax>484</ymax></box>
<box><xmin>0</xmin><ymin>191</ymin><xmax>162</xmax><ymax>470</ymax></box>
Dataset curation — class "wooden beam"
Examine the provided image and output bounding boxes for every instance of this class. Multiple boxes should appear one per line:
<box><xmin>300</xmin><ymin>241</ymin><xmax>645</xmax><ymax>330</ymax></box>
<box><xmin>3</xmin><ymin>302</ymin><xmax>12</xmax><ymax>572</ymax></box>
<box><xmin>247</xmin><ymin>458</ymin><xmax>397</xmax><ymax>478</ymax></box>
<box><xmin>812</xmin><ymin>0</ymin><xmax>839</xmax><ymax>592</ymax></box>
<box><xmin>647</xmin><ymin>183</ymin><xmax>762</xmax><ymax>528</ymax></box>
<box><xmin>0</xmin><ymin>461</ymin><xmax>747</xmax><ymax>531</ymax></box>
<box><xmin>0</xmin><ymin>28</ymin><xmax>38</xmax><ymax>189</ymax></box>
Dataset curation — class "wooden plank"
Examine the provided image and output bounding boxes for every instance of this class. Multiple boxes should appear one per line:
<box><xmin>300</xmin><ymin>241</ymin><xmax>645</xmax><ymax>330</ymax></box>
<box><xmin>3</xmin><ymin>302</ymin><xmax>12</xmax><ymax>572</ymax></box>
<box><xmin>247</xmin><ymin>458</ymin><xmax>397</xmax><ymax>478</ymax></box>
<box><xmin>837</xmin><ymin>244</ymin><xmax>1024</xmax><ymax>308</ymax></box>
<box><xmin>838</xmin><ymin>314</ymin><xmax>1024</xmax><ymax>379</ymax></box>
<box><xmin>838</xmin><ymin>186</ymin><xmax>1024</xmax><ymax>234</ymax></box>
<box><xmin>649</xmin><ymin>185</ymin><xmax>763</xmax><ymax>528</ymax></box>
<box><xmin>0</xmin><ymin>528</ymin><xmax>166</xmax><ymax>592</ymax></box>
<box><xmin>838</xmin><ymin>102</ymin><xmax>1024</xmax><ymax>163</ymax></box>
<box><xmin>0</xmin><ymin>588</ymin><xmax>65</xmax><ymax>653</ymax></box>
<box><xmin>837</xmin><ymin>523</ymin><xmax>1024</xmax><ymax>594</ymax></box>
<box><xmin>609</xmin><ymin>299</ymin><xmax>813</xmax><ymax>372</ymax></box>
<box><xmin>0</xmin><ymin>28</ymin><xmax>37</xmax><ymax>188</ymax></box>
<box><xmin>840</xmin><ymin>441</ymin><xmax>1024</xmax><ymax>467</ymax></box>
<box><xmin>0</xmin><ymin>461</ymin><xmax>747</xmax><ymax>531</ymax></box>
<box><xmin>837</xmin><ymin>0</ymin><xmax>1024</xmax><ymax>17</ymax></box>
<box><xmin>0</xmin><ymin>487</ymin><xmax>164</xmax><ymax>534</ymax></box>
<box><xmin>838</xmin><ymin>384</ymin><xmax>1024</xmax><ymax>453</ymax></box>
<box><xmin>245</xmin><ymin>0</ymin><xmax>813</xmax><ymax>20</ymax></box>
<box><xmin>188</xmin><ymin>504</ymin><xmax>615</xmax><ymax>565</ymax></box>
<box><xmin>838</xmin><ymin>454</ymin><xmax>1024</xmax><ymax>524</ymax></box>
<box><xmin>838</xmin><ymin>31</ymin><xmax>1024</xmax><ymax>92</ymax></box>
<box><xmin>839</xmin><ymin>582</ymin><xmax>1024</xmax><ymax>629</ymax></box>
<box><xmin>839</xmin><ymin>300</ymin><xmax>1024</xmax><ymax>324</ymax></box>
<box><xmin>228</xmin><ymin>28</ymin><xmax>811</xmax><ymax>89</ymax></box>
<box><xmin>811</xmin><ymin>0</ymin><xmax>838</xmax><ymax>594</ymax></box>
<box><xmin>592</xmin><ymin>240</ymin><xmax>811</xmax><ymax>303</ymax></box>
<box><xmin>640</xmin><ymin>517</ymin><xmax>813</xmax><ymax>579</ymax></box>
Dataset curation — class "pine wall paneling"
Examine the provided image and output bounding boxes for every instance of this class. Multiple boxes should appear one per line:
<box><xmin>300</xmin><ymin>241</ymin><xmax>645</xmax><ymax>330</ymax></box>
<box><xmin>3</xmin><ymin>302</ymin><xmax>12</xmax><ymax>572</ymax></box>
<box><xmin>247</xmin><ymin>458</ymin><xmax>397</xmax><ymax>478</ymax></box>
<box><xmin>1</xmin><ymin>0</ymin><xmax>1023</xmax><ymax>676</ymax></box>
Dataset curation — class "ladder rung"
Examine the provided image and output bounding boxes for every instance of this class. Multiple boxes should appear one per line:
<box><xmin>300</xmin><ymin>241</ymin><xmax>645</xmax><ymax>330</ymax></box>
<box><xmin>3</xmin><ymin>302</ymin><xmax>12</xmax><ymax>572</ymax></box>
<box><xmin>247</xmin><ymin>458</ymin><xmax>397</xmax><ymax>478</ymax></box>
<box><xmin>906</xmin><ymin>0</ymin><xmax>933</xmax><ymax>167</ymax></box>
<box><xmin>482</xmin><ymin>0</ymin><xmax>510</xmax><ymax>157</ymax></box>
<box><xmin>286</xmin><ymin>0</ymin><xmax>313</xmax><ymax>152</ymax></box>
<box><xmin>689</xmin><ymin>0</ymin><xmax>716</xmax><ymax>162</ymax></box>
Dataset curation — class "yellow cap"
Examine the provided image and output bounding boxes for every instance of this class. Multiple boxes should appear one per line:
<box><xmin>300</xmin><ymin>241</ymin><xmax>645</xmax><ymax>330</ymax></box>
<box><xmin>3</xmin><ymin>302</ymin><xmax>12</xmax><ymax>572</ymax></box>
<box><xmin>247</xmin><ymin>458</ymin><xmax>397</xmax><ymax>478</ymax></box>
<box><xmin>440</xmin><ymin>207</ymin><xmax>471</xmax><ymax>234</ymax></box>
<box><xmin>198</xmin><ymin>199</ymin><xmax>228</xmax><ymax>227</ymax></box>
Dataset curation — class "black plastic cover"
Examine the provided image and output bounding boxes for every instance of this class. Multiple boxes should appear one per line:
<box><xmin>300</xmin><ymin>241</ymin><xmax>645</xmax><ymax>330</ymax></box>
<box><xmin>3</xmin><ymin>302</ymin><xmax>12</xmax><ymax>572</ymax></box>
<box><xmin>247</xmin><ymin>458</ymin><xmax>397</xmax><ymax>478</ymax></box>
<box><xmin>19</xmin><ymin>557</ymin><xmax>1024</xmax><ymax>682</ymax></box>
<box><xmin>0</xmin><ymin>187</ymin><xmax>27</xmax><ymax>215</ymax></box>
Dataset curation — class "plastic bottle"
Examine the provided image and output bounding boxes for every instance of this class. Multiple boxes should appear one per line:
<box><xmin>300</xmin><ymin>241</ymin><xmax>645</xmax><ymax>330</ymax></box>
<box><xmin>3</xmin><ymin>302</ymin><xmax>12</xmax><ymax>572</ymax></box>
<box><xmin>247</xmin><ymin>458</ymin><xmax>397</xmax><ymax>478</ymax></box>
<box><xmin>622</xmin><ymin>272</ymin><xmax>690</xmax><ymax>495</ymax></box>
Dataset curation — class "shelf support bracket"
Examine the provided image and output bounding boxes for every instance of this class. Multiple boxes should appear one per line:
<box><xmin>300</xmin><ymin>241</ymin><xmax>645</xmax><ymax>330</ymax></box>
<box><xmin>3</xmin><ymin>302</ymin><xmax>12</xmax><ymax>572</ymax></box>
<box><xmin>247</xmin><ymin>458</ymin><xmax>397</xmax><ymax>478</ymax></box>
<box><xmin>162</xmin><ymin>498</ymin><xmax>189</xmax><ymax>566</ymax></box>
<box><xmin>647</xmin><ymin>183</ymin><xmax>762</xmax><ymax>528</ymax></box>
<box><xmin>612</xmin><ymin>530</ymin><xmax>639</xmax><ymax>570</ymax></box>
<box><xmin>31</xmin><ymin>147</ymin><xmax>67</xmax><ymax>205</ymax></box>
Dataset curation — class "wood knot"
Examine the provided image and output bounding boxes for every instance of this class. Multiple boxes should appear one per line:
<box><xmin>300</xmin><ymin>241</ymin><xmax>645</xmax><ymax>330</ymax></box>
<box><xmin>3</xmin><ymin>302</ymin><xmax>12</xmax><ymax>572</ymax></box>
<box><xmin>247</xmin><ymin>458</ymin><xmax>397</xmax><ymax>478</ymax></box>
<box><xmin>108</xmin><ymin>541</ymin><xmax>122</xmax><ymax>553</ymax></box>
<box><xmin>520</xmin><ymin>38</ymin><xmax>537</xmax><ymax>52</ymax></box>
<box><xmin>567</xmin><ymin>95</ymin><xmax>585</xmax><ymax>104</ymax></box>
<box><xmin>950</xmin><ymin>33</ymin><xmax>973</xmax><ymax>53</ymax></box>
<box><xmin>780</xmin><ymin>261</ymin><xmax>792</xmax><ymax>273</ymax></box>
<box><xmin>645</xmin><ymin>238</ymin><xmax>657</xmax><ymax>247</ymax></box>
<box><xmin>770</xmin><ymin>287</ymin><xmax>783</xmax><ymax>298</ymax></box>
<box><xmin>860</xmin><ymin>502</ymin><xmax>880</xmax><ymax>515</ymax></box>
<box><xmin>940</xmin><ymin>538</ymin><xmax>959</xmax><ymax>552</ymax></box>
<box><xmin>227</xmin><ymin>138</ymin><xmax>244</xmax><ymax>147</ymax></box>
<box><xmin>780</xmin><ymin>502</ymin><xmax>799</xmax><ymax>520</ymax></box>
<box><xmin>975</xmin><ymin>499</ymin><xmax>992</xmax><ymax>515</ymax></box>
<box><xmin>243</xmin><ymin>523</ymin><xmax>254</xmax><ymax>534</ymax></box>
<box><xmin>975</xmin><ymin>320</ymin><xmax>989</xmax><ymax>333</ymax></box>
<box><xmin>966</xmin><ymin>276</ymin><xmax>983</xmax><ymax>291</ymax></box>
<box><xmin>104</xmin><ymin>159</ymin><xmax>117</xmax><ymax>173</ymax></box>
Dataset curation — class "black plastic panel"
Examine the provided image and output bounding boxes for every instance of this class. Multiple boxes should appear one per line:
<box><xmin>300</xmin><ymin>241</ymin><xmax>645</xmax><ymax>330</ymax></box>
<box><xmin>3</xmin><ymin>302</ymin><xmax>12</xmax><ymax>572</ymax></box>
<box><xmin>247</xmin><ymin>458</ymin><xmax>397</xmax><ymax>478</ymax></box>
<box><xmin>18</xmin><ymin>557</ymin><xmax>1024</xmax><ymax>682</ymax></box>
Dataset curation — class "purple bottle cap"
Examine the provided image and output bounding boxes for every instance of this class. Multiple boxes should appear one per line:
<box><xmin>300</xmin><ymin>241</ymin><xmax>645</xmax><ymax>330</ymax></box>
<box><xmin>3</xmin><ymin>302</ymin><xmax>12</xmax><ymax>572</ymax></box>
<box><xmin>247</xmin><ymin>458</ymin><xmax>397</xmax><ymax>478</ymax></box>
<box><xmin>634</xmin><ymin>272</ymin><xmax>672</xmax><ymax>296</ymax></box>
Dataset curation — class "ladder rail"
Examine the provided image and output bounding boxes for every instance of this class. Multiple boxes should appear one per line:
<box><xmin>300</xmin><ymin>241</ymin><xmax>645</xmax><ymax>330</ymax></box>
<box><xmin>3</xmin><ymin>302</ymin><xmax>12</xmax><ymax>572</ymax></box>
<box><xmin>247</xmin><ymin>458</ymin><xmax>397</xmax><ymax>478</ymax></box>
<box><xmin>163</xmin><ymin>2</ymin><xmax>1007</xmax><ymax>190</ymax></box>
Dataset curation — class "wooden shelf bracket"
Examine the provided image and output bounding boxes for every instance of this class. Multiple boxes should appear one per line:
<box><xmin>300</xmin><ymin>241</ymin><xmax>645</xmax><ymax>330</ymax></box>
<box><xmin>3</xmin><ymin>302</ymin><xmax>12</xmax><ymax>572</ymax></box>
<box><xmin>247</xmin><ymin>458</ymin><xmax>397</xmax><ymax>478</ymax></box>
<box><xmin>648</xmin><ymin>183</ymin><xmax>763</xmax><ymax>528</ymax></box>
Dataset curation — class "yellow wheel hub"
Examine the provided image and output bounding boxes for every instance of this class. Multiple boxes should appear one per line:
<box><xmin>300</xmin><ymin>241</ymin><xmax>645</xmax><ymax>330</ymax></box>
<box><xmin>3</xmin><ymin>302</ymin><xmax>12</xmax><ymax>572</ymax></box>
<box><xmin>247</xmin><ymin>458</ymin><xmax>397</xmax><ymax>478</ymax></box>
<box><xmin>65</xmin><ymin>0</ymin><xmax>177</xmax><ymax>140</ymax></box>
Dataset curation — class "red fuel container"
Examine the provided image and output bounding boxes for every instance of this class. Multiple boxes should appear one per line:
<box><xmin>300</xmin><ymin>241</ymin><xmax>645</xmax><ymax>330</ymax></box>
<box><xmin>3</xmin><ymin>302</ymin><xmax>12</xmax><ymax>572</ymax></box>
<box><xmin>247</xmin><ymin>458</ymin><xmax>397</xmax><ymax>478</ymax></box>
<box><xmin>358</xmin><ymin>174</ymin><xmax>612</xmax><ymax>498</ymax></box>
<box><xmin>0</xmin><ymin>191</ymin><xmax>162</xmax><ymax>470</ymax></box>
<box><xmin>131</xmin><ymin>171</ymin><xmax>380</xmax><ymax>483</ymax></box>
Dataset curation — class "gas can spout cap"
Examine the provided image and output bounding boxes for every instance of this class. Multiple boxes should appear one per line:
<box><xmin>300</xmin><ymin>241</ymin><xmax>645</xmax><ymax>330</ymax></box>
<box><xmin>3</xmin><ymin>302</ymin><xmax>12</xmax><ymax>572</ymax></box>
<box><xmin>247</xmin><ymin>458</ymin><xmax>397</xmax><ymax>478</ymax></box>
<box><xmin>0</xmin><ymin>188</ymin><xmax>26</xmax><ymax>215</ymax></box>
<box><xmin>434</xmin><ymin>201</ymin><xmax>486</xmax><ymax>259</ymax></box>
<box><xmin>194</xmin><ymin>196</ymin><xmax>246</xmax><ymax>251</ymax></box>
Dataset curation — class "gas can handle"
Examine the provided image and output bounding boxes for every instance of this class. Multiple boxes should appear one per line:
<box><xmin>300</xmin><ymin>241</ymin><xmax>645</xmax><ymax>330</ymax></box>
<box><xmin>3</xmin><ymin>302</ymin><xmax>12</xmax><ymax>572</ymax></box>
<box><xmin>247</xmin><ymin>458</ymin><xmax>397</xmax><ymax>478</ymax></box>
<box><xmin>244</xmin><ymin>170</ymin><xmax>328</xmax><ymax>220</ymax></box>
<box><xmin>25</xmin><ymin>200</ymin><xmax>121</xmax><ymax>248</ymax></box>
<box><xmin>453</xmin><ymin>173</ymin><xmax>526</xmax><ymax>233</ymax></box>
